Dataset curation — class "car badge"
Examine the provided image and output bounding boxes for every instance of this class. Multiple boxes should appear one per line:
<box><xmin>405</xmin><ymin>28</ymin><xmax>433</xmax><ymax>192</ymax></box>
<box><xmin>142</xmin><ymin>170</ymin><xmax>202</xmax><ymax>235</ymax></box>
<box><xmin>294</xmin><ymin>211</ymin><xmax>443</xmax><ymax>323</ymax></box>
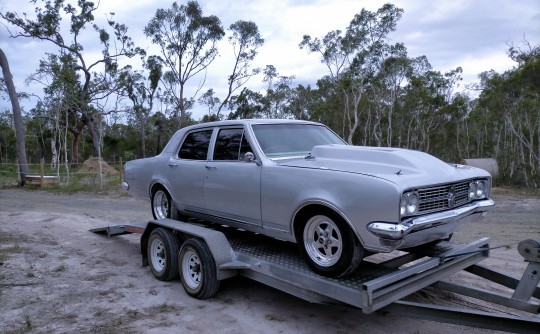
<box><xmin>447</xmin><ymin>186</ymin><xmax>456</xmax><ymax>208</ymax></box>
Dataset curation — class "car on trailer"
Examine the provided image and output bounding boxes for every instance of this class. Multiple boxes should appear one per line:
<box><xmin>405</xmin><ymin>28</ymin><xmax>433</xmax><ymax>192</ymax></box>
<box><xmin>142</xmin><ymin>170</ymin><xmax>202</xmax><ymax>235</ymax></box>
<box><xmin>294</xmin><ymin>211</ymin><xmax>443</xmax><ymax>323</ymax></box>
<box><xmin>122</xmin><ymin>119</ymin><xmax>494</xmax><ymax>277</ymax></box>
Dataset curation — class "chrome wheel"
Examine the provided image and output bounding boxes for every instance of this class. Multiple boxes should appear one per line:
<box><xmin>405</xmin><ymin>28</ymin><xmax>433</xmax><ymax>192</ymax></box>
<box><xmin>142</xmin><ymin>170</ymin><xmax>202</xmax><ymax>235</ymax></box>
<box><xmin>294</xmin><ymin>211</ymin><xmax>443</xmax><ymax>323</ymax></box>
<box><xmin>303</xmin><ymin>215</ymin><xmax>343</xmax><ymax>267</ymax></box>
<box><xmin>152</xmin><ymin>189</ymin><xmax>169</xmax><ymax>219</ymax></box>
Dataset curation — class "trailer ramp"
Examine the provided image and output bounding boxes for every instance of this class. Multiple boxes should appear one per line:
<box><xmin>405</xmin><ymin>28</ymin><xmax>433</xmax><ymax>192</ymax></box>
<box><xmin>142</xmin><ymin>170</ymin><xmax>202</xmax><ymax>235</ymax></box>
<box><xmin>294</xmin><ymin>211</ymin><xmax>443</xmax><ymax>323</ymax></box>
<box><xmin>90</xmin><ymin>221</ymin><xmax>149</xmax><ymax>237</ymax></box>
<box><xmin>382</xmin><ymin>239</ymin><xmax>540</xmax><ymax>334</ymax></box>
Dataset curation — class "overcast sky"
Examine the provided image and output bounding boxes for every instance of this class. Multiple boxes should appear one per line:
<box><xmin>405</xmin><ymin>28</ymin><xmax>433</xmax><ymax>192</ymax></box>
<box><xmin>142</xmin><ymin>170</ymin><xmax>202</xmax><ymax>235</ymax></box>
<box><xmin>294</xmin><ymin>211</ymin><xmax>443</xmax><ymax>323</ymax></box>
<box><xmin>1</xmin><ymin>0</ymin><xmax>539</xmax><ymax>119</ymax></box>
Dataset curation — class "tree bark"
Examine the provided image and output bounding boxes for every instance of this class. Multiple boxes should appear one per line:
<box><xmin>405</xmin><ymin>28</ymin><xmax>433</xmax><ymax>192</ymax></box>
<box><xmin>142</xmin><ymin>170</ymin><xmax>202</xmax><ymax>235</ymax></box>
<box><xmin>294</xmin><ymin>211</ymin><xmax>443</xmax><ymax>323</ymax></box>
<box><xmin>0</xmin><ymin>48</ymin><xmax>29</xmax><ymax>185</ymax></box>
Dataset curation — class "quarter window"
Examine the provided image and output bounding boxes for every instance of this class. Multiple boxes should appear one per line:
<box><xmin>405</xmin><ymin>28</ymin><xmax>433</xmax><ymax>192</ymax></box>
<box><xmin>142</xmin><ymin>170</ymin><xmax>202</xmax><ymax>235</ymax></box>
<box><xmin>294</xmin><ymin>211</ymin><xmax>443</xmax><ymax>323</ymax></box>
<box><xmin>178</xmin><ymin>130</ymin><xmax>213</xmax><ymax>160</ymax></box>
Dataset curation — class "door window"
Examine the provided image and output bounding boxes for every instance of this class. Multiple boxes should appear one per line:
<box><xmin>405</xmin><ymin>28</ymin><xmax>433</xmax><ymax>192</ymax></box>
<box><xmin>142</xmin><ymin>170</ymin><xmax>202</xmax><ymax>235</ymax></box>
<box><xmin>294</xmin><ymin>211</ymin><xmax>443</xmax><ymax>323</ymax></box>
<box><xmin>178</xmin><ymin>130</ymin><xmax>213</xmax><ymax>160</ymax></box>
<box><xmin>213</xmin><ymin>128</ymin><xmax>252</xmax><ymax>161</ymax></box>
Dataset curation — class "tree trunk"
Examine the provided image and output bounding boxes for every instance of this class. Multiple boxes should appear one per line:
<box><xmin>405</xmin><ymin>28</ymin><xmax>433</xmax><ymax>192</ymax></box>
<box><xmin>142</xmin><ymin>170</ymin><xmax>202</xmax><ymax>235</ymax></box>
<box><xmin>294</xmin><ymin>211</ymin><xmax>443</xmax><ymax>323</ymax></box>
<box><xmin>0</xmin><ymin>48</ymin><xmax>29</xmax><ymax>185</ymax></box>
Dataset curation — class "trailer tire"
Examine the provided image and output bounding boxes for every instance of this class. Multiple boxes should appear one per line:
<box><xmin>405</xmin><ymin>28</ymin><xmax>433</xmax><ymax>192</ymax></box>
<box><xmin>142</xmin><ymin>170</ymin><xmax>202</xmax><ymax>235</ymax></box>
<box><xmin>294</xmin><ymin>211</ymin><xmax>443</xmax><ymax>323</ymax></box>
<box><xmin>148</xmin><ymin>227</ymin><xmax>180</xmax><ymax>281</ymax></box>
<box><xmin>297</xmin><ymin>212</ymin><xmax>363</xmax><ymax>277</ymax></box>
<box><xmin>179</xmin><ymin>238</ymin><xmax>220</xmax><ymax>299</ymax></box>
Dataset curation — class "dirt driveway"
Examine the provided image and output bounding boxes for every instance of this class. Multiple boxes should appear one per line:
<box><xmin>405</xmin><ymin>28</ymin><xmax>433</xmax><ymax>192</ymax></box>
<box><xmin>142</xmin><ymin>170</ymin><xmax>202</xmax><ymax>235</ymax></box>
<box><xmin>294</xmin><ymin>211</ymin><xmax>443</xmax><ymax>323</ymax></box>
<box><xmin>0</xmin><ymin>188</ymin><xmax>538</xmax><ymax>333</ymax></box>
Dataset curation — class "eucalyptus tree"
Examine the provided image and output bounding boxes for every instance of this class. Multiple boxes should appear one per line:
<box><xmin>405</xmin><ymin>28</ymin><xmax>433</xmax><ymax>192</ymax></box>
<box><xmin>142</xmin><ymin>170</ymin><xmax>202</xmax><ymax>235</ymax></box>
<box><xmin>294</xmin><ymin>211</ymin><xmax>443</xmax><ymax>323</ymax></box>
<box><xmin>0</xmin><ymin>47</ymin><xmax>29</xmax><ymax>182</ymax></box>
<box><xmin>286</xmin><ymin>84</ymin><xmax>319</xmax><ymax>121</ymax></box>
<box><xmin>227</xmin><ymin>87</ymin><xmax>265</xmax><ymax>120</ymax></box>
<box><xmin>144</xmin><ymin>1</ymin><xmax>225</xmax><ymax>128</ymax></box>
<box><xmin>300</xmin><ymin>3</ymin><xmax>403</xmax><ymax>144</ymax></box>
<box><xmin>28</xmin><ymin>52</ymin><xmax>82</xmax><ymax>168</ymax></box>
<box><xmin>216</xmin><ymin>20</ymin><xmax>264</xmax><ymax>117</ymax></box>
<box><xmin>118</xmin><ymin>56</ymin><xmax>162</xmax><ymax>158</ymax></box>
<box><xmin>261</xmin><ymin>65</ymin><xmax>295</xmax><ymax>118</ymax></box>
<box><xmin>1</xmin><ymin>0</ymin><xmax>143</xmax><ymax>164</ymax></box>
<box><xmin>0</xmin><ymin>110</ymin><xmax>17</xmax><ymax>163</ymax></box>
<box><xmin>471</xmin><ymin>43</ymin><xmax>540</xmax><ymax>186</ymax></box>
<box><xmin>375</xmin><ymin>43</ymin><xmax>410</xmax><ymax>146</ymax></box>
<box><xmin>198</xmin><ymin>88</ymin><xmax>220</xmax><ymax>121</ymax></box>
<box><xmin>307</xmin><ymin>76</ymin><xmax>345</xmax><ymax>130</ymax></box>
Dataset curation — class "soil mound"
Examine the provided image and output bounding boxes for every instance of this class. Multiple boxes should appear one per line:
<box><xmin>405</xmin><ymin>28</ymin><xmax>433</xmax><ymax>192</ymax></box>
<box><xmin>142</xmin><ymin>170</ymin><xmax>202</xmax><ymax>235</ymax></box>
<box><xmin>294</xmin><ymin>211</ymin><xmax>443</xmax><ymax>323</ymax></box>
<box><xmin>77</xmin><ymin>157</ymin><xmax>119</xmax><ymax>175</ymax></box>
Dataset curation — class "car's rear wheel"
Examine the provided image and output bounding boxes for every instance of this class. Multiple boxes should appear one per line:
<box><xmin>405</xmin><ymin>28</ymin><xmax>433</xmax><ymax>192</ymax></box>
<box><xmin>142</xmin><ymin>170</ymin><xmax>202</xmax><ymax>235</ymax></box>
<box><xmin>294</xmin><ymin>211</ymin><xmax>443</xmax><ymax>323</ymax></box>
<box><xmin>151</xmin><ymin>187</ymin><xmax>179</xmax><ymax>220</ymax></box>
<box><xmin>297</xmin><ymin>212</ymin><xmax>363</xmax><ymax>277</ymax></box>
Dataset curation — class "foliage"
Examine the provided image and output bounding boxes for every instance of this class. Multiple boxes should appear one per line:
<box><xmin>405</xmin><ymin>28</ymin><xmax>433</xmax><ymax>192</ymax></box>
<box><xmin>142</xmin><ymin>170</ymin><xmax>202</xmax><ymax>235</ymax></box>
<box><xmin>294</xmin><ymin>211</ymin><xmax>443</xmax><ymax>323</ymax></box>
<box><xmin>300</xmin><ymin>3</ymin><xmax>404</xmax><ymax>144</ymax></box>
<box><xmin>467</xmin><ymin>43</ymin><xmax>540</xmax><ymax>186</ymax></box>
<box><xmin>216</xmin><ymin>20</ymin><xmax>264</xmax><ymax>117</ymax></box>
<box><xmin>144</xmin><ymin>1</ymin><xmax>225</xmax><ymax>128</ymax></box>
<box><xmin>1</xmin><ymin>0</ymin><xmax>143</xmax><ymax>165</ymax></box>
<box><xmin>1</xmin><ymin>1</ymin><xmax>538</xmax><ymax>190</ymax></box>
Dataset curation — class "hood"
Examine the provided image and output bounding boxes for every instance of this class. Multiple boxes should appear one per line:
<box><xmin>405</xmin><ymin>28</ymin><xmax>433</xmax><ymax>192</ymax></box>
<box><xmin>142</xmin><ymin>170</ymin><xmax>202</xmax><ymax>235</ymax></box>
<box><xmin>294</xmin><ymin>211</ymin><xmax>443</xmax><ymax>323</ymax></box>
<box><xmin>277</xmin><ymin>145</ymin><xmax>490</xmax><ymax>189</ymax></box>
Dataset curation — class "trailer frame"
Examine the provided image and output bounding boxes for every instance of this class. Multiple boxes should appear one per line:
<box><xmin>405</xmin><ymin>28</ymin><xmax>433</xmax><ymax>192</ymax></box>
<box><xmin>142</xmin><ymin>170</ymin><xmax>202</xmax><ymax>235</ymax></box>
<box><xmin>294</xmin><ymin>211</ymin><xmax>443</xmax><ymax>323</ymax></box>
<box><xmin>90</xmin><ymin>219</ymin><xmax>540</xmax><ymax>333</ymax></box>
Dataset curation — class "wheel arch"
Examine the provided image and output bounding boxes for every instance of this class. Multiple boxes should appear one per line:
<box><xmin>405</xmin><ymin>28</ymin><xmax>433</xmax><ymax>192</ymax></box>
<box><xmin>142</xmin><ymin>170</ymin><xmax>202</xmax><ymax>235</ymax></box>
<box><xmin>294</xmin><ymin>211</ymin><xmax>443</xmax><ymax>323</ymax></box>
<box><xmin>149</xmin><ymin>180</ymin><xmax>173</xmax><ymax>199</ymax></box>
<box><xmin>291</xmin><ymin>201</ymin><xmax>365</xmax><ymax>247</ymax></box>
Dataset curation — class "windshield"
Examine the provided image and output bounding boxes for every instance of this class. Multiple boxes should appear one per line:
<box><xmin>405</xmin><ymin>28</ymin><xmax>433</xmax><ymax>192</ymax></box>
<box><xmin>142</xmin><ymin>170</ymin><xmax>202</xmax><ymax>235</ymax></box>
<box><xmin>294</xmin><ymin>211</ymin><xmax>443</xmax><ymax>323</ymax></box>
<box><xmin>252</xmin><ymin>123</ymin><xmax>346</xmax><ymax>158</ymax></box>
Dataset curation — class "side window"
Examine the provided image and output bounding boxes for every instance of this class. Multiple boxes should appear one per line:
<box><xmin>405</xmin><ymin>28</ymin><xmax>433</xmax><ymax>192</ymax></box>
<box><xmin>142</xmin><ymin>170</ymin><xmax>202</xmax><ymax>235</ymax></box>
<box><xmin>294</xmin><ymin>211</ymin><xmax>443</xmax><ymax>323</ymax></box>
<box><xmin>178</xmin><ymin>130</ymin><xmax>213</xmax><ymax>160</ymax></box>
<box><xmin>213</xmin><ymin>128</ymin><xmax>252</xmax><ymax>161</ymax></box>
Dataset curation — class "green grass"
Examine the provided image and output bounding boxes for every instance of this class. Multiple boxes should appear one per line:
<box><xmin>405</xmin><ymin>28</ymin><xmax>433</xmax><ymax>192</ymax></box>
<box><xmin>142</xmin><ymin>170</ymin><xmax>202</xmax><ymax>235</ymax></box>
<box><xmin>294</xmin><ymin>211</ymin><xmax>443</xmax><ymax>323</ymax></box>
<box><xmin>24</xmin><ymin>312</ymin><xmax>33</xmax><ymax>330</ymax></box>
<box><xmin>53</xmin><ymin>265</ymin><xmax>66</xmax><ymax>272</ymax></box>
<box><xmin>0</xmin><ymin>162</ymin><xmax>124</xmax><ymax>195</ymax></box>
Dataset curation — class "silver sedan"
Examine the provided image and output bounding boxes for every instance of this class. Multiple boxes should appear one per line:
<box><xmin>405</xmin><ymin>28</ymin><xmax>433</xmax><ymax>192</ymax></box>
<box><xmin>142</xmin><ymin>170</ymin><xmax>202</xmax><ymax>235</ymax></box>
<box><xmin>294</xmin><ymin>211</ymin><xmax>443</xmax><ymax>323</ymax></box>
<box><xmin>122</xmin><ymin>119</ymin><xmax>494</xmax><ymax>277</ymax></box>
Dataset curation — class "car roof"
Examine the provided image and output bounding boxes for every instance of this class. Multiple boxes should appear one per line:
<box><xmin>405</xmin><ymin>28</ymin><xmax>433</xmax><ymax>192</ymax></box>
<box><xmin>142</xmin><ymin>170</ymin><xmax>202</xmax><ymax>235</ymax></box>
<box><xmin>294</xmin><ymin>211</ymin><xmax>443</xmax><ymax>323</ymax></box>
<box><xmin>183</xmin><ymin>119</ymin><xmax>321</xmax><ymax>130</ymax></box>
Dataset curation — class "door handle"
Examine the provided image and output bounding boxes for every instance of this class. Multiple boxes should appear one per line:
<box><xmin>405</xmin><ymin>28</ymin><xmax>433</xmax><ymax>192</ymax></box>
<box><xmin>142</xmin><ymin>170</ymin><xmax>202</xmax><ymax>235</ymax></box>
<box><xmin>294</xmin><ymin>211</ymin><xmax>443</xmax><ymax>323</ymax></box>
<box><xmin>168</xmin><ymin>163</ymin><xmax>179</xmax><ymax>167</ymax></box>
<box><xmin>205</xmin><ymin>165</ymin><xmax>217</xmax><ymax>170</ymax></box>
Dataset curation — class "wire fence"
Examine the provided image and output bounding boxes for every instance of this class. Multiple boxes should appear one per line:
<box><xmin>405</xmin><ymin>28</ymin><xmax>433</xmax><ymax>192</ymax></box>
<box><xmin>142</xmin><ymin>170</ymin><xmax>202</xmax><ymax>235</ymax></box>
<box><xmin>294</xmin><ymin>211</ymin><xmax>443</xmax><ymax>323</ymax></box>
<box><xmin>0</xmin><ymin>158</ymin><xmax>125</xmax><ymax>193</ymax></box>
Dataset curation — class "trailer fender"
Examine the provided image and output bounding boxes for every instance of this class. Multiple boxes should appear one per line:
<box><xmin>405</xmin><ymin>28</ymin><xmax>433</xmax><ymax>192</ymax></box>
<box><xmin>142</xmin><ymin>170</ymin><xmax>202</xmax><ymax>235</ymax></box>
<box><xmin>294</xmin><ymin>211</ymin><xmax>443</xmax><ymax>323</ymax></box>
<box><xmin>140</xmin><ymin>219</ymin><xmax>245</xmax><ymax>280</ymax></box>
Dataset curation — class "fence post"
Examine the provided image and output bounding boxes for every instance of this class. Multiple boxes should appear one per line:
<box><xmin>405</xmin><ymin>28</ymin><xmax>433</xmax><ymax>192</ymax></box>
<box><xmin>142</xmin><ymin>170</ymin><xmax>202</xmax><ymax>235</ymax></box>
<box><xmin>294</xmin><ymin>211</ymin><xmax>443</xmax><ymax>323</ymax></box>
<box><xmin>40</xmin><ymin>158</ymin><xmax>45</xmax><ymax>187</ymax></box>
<box><xmin>119</xmin><ymin>156</ymin><xmax>123</xmax><ymax>181</ymax></box>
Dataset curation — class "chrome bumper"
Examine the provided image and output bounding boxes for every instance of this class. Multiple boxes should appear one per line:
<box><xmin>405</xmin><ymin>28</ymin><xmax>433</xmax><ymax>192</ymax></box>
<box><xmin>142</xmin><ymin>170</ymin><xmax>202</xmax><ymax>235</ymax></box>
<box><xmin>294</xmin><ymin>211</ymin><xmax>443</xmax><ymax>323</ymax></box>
<box><xmin>367</xmin><ymin>199</ymin><xmax>495</xmax><ymax>240</ymax></box>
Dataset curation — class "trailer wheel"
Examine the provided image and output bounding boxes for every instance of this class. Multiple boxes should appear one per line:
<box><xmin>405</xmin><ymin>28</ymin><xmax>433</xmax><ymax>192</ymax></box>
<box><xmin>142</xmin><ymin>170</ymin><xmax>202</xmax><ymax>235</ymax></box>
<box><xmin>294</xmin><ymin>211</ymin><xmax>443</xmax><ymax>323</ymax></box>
<box><xmin>298</xmin><ymin>213</ymin><xmax>363</xmax><ymax>277</ymax></box>
<box><xmin>179</xmin><ymin>238</ymin><xmax>220</xmax><ymax>299</ymax></box>
<box><xmin>148</xmin><ymin>227</ymin><xmax>180</xmax><ymax>281</ymax></box>
<box><xmin>151</xmin><ymin>187</ymin><xmax>179</xmax><ymax>220</ymax></box>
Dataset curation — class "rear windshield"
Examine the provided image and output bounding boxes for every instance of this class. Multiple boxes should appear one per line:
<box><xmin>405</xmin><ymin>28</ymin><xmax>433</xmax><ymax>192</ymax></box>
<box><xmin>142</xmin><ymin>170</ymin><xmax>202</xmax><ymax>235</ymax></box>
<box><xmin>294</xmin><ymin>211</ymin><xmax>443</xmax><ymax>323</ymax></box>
<box><xmin>252</xmin><ymin>124</ymin><xmax>345</xmax><ymax>158</ymax></box>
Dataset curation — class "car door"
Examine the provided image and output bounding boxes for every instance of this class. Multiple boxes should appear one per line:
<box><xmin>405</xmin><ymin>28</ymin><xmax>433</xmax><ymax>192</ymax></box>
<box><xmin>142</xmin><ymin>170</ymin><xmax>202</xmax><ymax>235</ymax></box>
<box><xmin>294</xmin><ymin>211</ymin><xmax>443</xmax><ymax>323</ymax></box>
<box><xmin>166</xmin><ymin>128</ymin><xmax>213</xmax><ymax>212</ymax></box>
<box><xmin>203</xmin><ymin>127</ymin><xmax>262</xmax><ymax>227</ymax></box>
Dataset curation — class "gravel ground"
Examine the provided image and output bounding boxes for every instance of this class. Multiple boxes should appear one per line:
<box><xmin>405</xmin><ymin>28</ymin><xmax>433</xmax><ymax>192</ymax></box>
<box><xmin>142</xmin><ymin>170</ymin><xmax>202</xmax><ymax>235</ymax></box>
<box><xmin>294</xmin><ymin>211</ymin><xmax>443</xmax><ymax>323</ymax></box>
<box><xmin>0</xmin><ymin>187</ymin><xmax>539</xmax><ymax>333</ymax></box>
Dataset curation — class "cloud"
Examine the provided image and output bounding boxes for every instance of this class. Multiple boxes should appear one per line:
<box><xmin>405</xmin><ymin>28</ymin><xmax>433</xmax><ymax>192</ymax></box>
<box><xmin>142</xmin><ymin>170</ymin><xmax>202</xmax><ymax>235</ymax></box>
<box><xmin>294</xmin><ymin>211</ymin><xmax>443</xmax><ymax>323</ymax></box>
<box><xmin>1</xmin><ymin>0</ymin><xmax>539</xmax><ymax>118</ymax></box>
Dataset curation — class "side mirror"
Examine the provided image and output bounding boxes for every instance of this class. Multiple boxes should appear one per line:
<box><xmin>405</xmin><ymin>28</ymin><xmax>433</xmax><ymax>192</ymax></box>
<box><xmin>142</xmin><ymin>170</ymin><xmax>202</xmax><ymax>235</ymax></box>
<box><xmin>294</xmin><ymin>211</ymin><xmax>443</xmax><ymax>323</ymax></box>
<box><xmin>243</xmin><ymin>152</ymin><xmax>255</xmax><ymax>163</ymax></box>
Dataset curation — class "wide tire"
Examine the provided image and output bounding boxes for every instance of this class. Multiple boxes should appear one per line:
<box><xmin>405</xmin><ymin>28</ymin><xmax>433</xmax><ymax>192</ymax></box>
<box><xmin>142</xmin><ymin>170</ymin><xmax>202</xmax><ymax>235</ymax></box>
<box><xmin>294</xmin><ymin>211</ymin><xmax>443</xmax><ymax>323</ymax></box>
<box><xmin>151</xmin><ymin>188</ymin><xmax>179</xmax><ymax>220</ymax></box>
<box><xmin>297</xmin><ymin>213</ymin><xmax>363</xmax><ymax>277</ymax></box>
<box><xmin>148</xmin><ymin>228</ymin><xmax>180</xmax><ymax>281</ymax></box>
<box><xmin>178</xmin><ymin>238</ymin><xmax>220</xmax><ymax>299</ymax></box>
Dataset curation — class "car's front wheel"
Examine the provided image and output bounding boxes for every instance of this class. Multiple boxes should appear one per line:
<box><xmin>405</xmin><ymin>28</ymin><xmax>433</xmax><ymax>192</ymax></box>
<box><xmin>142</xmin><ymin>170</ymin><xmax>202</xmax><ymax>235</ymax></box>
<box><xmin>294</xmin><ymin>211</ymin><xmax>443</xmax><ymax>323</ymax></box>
<box><xmin>297</xmin><ymin>213</ymin><xmax>363</xmax><ymax>277</ymax></box>
<box><xmin>151</xmin><ymin>187</ymin><xmax>179</xmax><ymax>220</ymax></box>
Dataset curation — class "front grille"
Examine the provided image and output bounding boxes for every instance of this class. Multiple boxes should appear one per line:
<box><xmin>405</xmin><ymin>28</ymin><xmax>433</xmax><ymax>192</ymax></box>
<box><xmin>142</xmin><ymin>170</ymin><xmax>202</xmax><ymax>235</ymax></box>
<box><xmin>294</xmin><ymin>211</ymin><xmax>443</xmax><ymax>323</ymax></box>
<box><xmin>417</xmin><ymin>181</ymin><xmax>470</xmax><ymax>214</ymax></box>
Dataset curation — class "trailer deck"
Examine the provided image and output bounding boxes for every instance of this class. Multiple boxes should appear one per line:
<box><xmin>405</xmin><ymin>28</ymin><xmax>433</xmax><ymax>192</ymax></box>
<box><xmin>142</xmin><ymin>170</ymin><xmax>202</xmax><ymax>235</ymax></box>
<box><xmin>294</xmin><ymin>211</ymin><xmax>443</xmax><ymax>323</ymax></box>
<box><xmin>90</xmin><ymin>219</ymin><xmax>540</xmax><ymax>333</ymax></box>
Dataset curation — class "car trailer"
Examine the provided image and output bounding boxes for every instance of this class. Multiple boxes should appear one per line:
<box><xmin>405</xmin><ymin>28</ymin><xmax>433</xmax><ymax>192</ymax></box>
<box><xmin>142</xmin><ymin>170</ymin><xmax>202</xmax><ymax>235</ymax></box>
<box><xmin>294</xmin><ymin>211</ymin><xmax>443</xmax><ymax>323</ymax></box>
<box><xmin>90</xmin><ymin>219</ymin><xmax>540</xmax><ymax>333</ymax></box>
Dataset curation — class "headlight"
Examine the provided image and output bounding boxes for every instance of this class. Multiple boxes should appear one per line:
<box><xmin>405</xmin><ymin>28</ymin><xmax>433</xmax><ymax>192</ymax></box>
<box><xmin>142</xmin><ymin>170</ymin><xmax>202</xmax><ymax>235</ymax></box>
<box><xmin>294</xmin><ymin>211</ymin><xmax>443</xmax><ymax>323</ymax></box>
<box><xmin>469</xmin><ymin>180</ymin><xmax>487</xmax><ymax>200</ymax></box>
<box><xmin>400</xmin><ymin>192</ymin><xmax>419</xmax><ymax>217</ymax></box>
